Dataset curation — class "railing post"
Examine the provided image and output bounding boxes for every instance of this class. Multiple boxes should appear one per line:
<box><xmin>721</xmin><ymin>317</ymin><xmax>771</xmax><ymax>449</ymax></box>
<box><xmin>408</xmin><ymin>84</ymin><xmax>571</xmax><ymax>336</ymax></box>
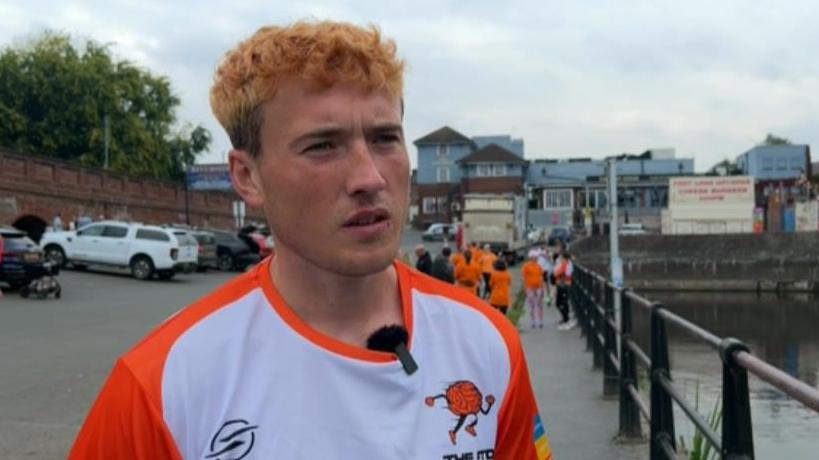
<box><xmin>585</xmin><ymin>272</ymin><xmax>595</xmax><ymax>352</ymax></box>
<box><xmin>618</xmin><ymin>290</ymin><xmax>643</xmax><ymax>438</ymax></box>
<box><xmin>603</xmin><ymin>283</ymin><xmax>618</xmax><ymax>396</ymax></box>
<box><xmin>720</xmin><ymin>338</ymin><xmax>755</xmax><ymax>460</ymax></box>
<box><xmin>591</xmin><ymin>277</ymin><xmax>603</xmax><ymax>369</ymax></box>
<box><xmin>650</xmin><ymin>303</ymin><xmax>676</xmax><ymax>459</ymax></box>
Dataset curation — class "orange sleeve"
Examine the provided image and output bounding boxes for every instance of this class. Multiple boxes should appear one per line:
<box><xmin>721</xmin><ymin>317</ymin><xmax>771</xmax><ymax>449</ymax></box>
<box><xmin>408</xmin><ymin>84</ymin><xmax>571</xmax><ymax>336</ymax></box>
<box><xmin>68</xmin><ymin>360</ymin><xmax>182</xmax><ymax>460</ymax></box>
<box><xmin>495</xmin><ymin>334</ymin><xmax>553</xmax><ymax>460</ymax></box>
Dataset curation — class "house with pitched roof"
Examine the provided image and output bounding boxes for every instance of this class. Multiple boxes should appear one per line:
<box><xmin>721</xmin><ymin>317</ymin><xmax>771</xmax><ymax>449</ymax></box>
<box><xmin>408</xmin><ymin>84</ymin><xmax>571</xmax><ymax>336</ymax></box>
<box><xmin>413</xmin><ymin>126</ymin><xmax>527</xmax><ymax>228</ymax></box>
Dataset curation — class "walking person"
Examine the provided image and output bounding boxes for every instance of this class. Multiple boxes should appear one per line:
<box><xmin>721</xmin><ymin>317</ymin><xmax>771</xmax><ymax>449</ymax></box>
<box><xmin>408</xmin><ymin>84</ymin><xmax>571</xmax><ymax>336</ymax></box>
<box><xmin>454</xmin><ymin>250</ymin><xmax>482</xmax><ymax>296</ymax></box>
<box><xmin>429</xmin><ymin>247</ymin><xmax>454</xmax><ymax>283</ymax></box>
<box><xmin>414</xmin><ymin>244</ymin><xmax>432</xmax><ymax>275</ymax></box>
<box><xmin>522</xmin><ymin>251</ymin><xmax>545</xmax><ymax>328</ymax></box>
<box><xmin>537</xmin><ymin>246</ymin><xmax>554</xmax><ymax>306</ymax></box>
<box><xmin>68</xmin><ymin>21</ymin><xmax>550</xmax><ymax>459</ymax></box>
<box><xmin>479</xmin><ymin>244</ymin><xmax>497</xmax><ymax>299</ymax></box>
<box><xmin>489</xmin><ymin>259</ymin><xmax>512</xmax><ymax>315</ymax></box>
<box><xmin>52</xmin><ymin>213</ymin><xmax>63</xmax><ymax>232</ymax></box>
<box><xmin>555</xmin><ymin>251</ymin><xmax>575</xmax><ymax>330</ymax></box>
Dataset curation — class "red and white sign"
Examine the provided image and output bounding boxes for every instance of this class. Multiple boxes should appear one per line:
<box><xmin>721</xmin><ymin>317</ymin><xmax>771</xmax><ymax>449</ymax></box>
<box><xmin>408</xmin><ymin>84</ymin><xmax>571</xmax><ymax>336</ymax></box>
<box><xmin>669</xmin><ymin>176</ymin><xmax>754</xmax><ymax>206</ymax></box>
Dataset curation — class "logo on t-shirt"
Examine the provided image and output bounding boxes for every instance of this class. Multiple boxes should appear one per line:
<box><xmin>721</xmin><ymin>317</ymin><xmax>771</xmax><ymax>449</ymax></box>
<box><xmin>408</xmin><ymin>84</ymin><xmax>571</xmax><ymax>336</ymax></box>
<box><xmin>425</xmin><ymin>380</ymin><xmax>496</xmax><ymax>445</ymax></box>
<box><xmin>205</xmin><ymin>419</ymin><xmax>259</xmax><ymax>460</ymax></box>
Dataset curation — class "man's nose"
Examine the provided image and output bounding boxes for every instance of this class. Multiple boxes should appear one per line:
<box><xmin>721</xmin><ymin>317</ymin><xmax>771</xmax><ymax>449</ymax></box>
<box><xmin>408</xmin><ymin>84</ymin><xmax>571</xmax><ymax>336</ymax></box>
<box><xmin>345</xmin><ymin>139</ymin><xmax>387</xmax><ymax>196</ymax></box>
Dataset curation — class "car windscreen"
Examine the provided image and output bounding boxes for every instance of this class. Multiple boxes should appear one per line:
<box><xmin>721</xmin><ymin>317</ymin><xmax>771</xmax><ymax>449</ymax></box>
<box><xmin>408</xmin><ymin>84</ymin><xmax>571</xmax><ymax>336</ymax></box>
<box><xmin>173</xmin><ymin>232</ymin><xmax>198</xmax><ymax>246</ymax></box>
<box><xmin>0</xmin><ymin>232</ymin><xmax>38</xmax><ymax>251</ymax></box>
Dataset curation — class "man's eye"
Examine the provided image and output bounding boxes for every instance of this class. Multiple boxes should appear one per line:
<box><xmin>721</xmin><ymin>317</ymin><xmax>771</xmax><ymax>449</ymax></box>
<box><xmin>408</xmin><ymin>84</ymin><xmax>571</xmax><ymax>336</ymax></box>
<box><xmin>304</xmin><ymin>141</ymin><xmax>334</xmax><ymax>153</ymax></box>
<box><xmin>373</xmin><ymin>134</ymin><xmax>400</xmax><ymax>145</ymax></box>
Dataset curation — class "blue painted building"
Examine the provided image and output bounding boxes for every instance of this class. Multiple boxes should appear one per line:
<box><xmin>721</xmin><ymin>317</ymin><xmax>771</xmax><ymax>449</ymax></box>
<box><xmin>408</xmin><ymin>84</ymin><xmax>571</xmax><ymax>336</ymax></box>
<box><xmin>413</xmin><ymin>127</ymin><xmax>527</xmax><ymax>227</ymax></box>
<box><xmin>735</xmin><ymin>145</ymin><xmax>811</xmax><ymax>181</ymax></box>
<box><xmin>526</xmin><ymin>151</ymin><xmax>695</xmax><ymax>232</ymax></box>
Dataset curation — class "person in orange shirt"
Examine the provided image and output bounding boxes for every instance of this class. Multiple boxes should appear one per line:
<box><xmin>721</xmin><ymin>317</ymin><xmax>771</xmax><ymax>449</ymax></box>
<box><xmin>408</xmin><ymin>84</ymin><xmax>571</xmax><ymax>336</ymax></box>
<box><xmin>522</xmin><ymin>251</ymin><xmax>545</xmax><ymax>328</ymax></box>
<box><xmin>489</xmin><ymin>259</ymin><xmax>511</xmax><ymax>314</ymax></box>
<box><xmin>468</xmin><ymin>241</ymin><xmax>483</xmax><ymax>266</ymax></box>
<box><xmin>450</xmin><ymin>247</ymin><xmax>466</xmax><ymax>269</ymax></box>
<box><xmin>479</xmin><ymin>244</ymin><xmax>497</xmax><ymax>299</ymax></box>
<box><xmin>454</xmin><ymin>250</ymin><xmax>482</xmax><ymax>296</ymax></box>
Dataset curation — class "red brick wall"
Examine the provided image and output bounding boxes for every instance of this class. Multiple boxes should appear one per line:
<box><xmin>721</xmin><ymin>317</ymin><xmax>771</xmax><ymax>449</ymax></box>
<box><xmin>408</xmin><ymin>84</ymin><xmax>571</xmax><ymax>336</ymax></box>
<box><xmin>0</xmin><ymin>149</ymin><xmax>264</xmax><ymax>230</ymax></box>
<box><xmin>415</xmin><ymin>183</ymin><xmax>460</xmax><ymax>228</ymax></box>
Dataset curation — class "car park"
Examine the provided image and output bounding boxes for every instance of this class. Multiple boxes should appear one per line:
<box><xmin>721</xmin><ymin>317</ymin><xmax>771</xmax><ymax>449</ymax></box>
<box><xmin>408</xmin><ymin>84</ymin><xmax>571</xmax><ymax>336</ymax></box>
<box><xmin>204</xmin><ymin>229</ymin><xmax>262</xmax><ymax>271</ymax></box>
<box><xmin>39</xmin><ymin>221</ymin><xmax>198</xmax><ymax>280</ymax></box>
<box><xmin>0</xmin><ymin>226</ymin><xmax>52</xmax><ymax>290</ymax></box>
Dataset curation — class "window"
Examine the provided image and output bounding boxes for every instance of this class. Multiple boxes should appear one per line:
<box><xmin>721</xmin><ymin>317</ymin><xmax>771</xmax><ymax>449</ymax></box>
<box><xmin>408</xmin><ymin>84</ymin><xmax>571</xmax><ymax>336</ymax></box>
<box><xmin>102</xmin><ymin>225</ymin><xmax>128</xmax><ymax>238</ymax></box>
<box><xmin>790</xmin><ymin>157</ymin><xmax>803</xmax><ymax>171</ymax></box>
<box><xmin>436</xmin><ymin>197</ymin><xmax>448</xmax><ymax>212</ymax></box>
<box><xmin>776</xmin><ymin>158</ymin><xmax>787</xmax><ymax>170</ymax></box>
<box><xmin>477</xmin><ymin>164</ymin><xmax>491</xmax><ymax>177</ymax></box>
<box><xmin>543</xmin><ymin>189</ymin><xmax>573</xmax><ymax>209</ymax></box>
<box><xmin>436</xmin><ymin>167</ymin><xmax>450</xmax><ymax>183</ymax></box>
<box><xmin>422</xmin><ymin>197</ymin><xmax>437</xmax><ymax>214</ymax></box>
<box><xmin>493</xmin><ymin>164</ymin><xmax>506</xmax><ymax>176</ymax></box>
<box><xmin>477</xmin><ymin>164</ymin><xmax>506</xmax><ymax>177</ymax></box>
<box><xmin>437</xmin><ymin>144</ymin><xmax>449</xmax><ymax>157</ymax></box>
<box><xmin>77</xmin><ymin>225</ymin><xmax>105</xmax><ymax>237</ymax></box>
<box><xmin>136</xmin><ymin>229</ymin><xmax>170</xmax><ymax>242</ymax></box>
<box><xmin>762</xmin><ymin>159</ymin><xmax>773</xmax><ymax>171</ymax></box>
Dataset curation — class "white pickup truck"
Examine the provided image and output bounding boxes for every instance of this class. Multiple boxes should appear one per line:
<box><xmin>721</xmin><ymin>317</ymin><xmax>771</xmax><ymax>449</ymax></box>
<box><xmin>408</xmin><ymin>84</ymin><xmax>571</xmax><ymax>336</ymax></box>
<box><xmin>40</xmin><ymin>221</ymin><xmax>198</xmax><ymax>280</ymax></box>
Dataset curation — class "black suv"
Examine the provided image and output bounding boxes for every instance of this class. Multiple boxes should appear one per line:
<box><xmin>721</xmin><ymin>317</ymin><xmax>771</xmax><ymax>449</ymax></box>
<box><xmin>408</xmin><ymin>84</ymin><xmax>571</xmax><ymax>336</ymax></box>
<box><xmin>0</xmin><ymin>226</ymin><xmax>51</xmax><ymax>289</ymax></box>
<box><xmin>204</xmin><ymin>229</ymin><xmax>261</xmax><ymax>271</ymax></box>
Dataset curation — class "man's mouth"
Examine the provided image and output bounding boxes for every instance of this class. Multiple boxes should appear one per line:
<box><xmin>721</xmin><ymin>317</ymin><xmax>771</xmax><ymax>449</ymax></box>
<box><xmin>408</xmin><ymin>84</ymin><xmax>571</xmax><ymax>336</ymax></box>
<box><xmin>343</xmin><ymin>209</ymin><xmax>390</xmax><ymax>227</ymax></box>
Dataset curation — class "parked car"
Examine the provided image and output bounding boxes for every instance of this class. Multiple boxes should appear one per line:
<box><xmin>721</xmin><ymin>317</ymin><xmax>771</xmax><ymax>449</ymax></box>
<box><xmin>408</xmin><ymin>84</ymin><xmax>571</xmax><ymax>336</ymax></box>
<box><xmin>421</xmin><ymin>223</ymin><xmax>455</xmax><ymax>242</ymax></box>
<box><xmin>40</xmin><ymin>221</ymin><xmax>198</xmax><ymax>280</ymax></box>
<box><xmin>0</xmin><ymin>226</ymin><xmax>52</xmax><ymax>290</ymax></box>
<box><xmin>547</xmin><ymin>226</ymin><xmax>573</xmax><ymax>246</ymax></box>
<box><xmin>205</xmin><ymin>229</ymin><xmax>262</xmax><ymax>271</ymax></box>
<box><xmin>619</xmin><ymin>223</ymin><xmax>647</xmax><ymax>235</ymax></box>
<box><xmin>191</xmin><ymin>231</ymin><xmax>219</xmax><ymax>271</ymax></box>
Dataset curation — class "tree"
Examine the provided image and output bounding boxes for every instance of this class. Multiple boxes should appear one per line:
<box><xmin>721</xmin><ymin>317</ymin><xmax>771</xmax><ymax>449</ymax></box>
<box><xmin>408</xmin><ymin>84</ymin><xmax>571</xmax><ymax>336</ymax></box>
<box><xmin>762</xmin><ymin>133</ymin><xmax>791</xmax><ymax>146</ymax></box>
<box><xmin>0</xmin><ymin>31</ymin><xmax>210</xmax><ymax>181</ymax></box>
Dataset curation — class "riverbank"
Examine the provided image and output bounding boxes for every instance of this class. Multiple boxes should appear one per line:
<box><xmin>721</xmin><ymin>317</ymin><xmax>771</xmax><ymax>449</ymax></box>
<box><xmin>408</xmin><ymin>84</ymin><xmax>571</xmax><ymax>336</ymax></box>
<box><xmin>571</xmin><ymin>233</ymin><xmax>819</xmax><ymax>292</ymax></box>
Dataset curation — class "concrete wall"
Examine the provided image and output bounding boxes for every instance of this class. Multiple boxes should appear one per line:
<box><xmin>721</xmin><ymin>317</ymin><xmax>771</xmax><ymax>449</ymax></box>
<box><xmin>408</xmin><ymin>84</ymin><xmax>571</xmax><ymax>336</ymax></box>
<box><xmin>572</xmin><ymin>233</ymin><xmax>819</xmax><ymax>291</ymax></box>
<box><xmin>0</xmin><ymin>149</ymin><xmax>264</xmax><ymax>231</ymax></box>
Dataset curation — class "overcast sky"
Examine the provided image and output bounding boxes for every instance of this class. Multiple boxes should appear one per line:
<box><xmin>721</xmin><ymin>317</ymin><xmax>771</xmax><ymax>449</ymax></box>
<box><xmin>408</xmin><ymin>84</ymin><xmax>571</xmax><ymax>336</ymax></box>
<box><xmin>2</xmin><ymin>0</ymin><xmax>819</xmax><ymax>171</ymax></box>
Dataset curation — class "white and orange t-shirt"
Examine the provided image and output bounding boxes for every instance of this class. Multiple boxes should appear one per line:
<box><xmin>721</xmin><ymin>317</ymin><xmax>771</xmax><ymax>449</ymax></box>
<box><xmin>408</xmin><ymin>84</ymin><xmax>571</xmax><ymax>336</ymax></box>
<box><xmin>69</xmin><ymin>258</ymin><xmax>553</xmax><ymax>460</ymax></box>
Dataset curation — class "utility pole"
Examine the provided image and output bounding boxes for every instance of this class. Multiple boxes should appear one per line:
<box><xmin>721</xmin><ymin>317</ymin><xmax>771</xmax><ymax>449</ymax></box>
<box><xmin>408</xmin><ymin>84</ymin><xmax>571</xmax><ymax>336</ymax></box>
<box><xmin>103</xmin><ymin>114</ymin><xmax>110</xmax><ymax>169</ymax></box>
<box><xmin>608</xmin><ymin>158</ymin><xmax>622</xmax><ymax>287</ymax></box>
<box><xmin>184</xmin><ymin>162</ymin><xmax>191</xmax><ymax>226</ymax></box>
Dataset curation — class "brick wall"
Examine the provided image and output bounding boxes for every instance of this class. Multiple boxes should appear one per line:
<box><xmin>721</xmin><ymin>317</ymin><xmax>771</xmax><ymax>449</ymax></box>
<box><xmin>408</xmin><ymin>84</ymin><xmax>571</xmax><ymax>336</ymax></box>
<box><xmin>0</xmin><ymin>149</ymin><xmax>264</xmax><ymax>230</ymax></box>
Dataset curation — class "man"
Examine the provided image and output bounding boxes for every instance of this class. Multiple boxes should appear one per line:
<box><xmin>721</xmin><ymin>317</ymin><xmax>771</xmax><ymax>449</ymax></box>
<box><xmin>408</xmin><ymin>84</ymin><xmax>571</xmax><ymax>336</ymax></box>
<box><xmin>430</xmin><ymin>246</ymin><xmax>455</xmax><ymax>283</ymax></box>
<box><xmin>52</xmin><ymin>213</ymin><xmax>63</xmax><ymax>232</ymax></box>
<box><xmin>554</xmin><ymin>251</ymin><xmax>575</xmax><ymax>330</ymax></box>
<box><xmin>479</xmin><ymin>243</ymin><xmax>497</xmax><ymax>299</ymax></box>
<box><xmin>69</xmin><ymin>21</ymin><xmax>551</xmax><ymax>460</ymax></box>
<box><xmin>414</xmin><ymin>243</ymin><xmax>432</xmax><ymax>275</ymax></box>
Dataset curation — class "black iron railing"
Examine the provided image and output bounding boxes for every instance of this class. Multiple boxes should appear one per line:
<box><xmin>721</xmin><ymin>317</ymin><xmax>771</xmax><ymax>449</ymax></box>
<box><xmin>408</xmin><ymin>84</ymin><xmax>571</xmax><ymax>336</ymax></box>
<box><xmin>571</xmin><ymin>265</ymin><xmax>819</xmax><ymax>460</ymax></box>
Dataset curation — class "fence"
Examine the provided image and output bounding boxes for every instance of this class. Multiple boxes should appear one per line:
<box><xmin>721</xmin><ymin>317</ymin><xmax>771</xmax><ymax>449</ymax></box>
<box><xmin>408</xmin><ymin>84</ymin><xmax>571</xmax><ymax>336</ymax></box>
<box><xmin>571</xmin><ymin>265</ymin><xmax>819</xmax><ymax>460</ymax></box>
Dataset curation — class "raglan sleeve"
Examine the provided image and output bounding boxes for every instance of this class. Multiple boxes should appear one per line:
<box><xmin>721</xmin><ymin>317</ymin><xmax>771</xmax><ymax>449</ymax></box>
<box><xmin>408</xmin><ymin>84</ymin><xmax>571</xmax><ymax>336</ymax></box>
<box><xmin>494</xmin><ymin>332</ymin><xmax>554</xmax><ymax>460</ymax></box>
<box><xmin>68</xmin><ymin>359</ymin><xmax>182</xmax><ymax>460</ymax></box>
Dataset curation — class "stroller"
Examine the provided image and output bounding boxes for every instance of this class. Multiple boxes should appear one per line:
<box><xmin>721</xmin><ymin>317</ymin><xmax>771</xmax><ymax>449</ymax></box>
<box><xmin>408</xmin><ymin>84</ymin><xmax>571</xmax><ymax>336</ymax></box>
<box><xmin>20</xmin><ymin>262</ymin><xmax>61</xmax><ymax>299</ymax></box>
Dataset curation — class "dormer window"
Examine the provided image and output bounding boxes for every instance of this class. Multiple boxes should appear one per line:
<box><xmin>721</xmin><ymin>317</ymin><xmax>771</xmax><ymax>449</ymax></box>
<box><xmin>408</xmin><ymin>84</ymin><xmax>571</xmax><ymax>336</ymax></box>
<box><xmin>437</xmin><ymin>144</ymin><xmax>449</xmax><ymax>157</ymax></box>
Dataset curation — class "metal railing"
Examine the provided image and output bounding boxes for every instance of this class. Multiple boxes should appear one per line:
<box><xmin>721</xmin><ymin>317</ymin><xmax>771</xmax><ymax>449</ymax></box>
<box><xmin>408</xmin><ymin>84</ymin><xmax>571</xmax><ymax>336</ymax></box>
<box><xmin>571</xmin><ymin>265</ymin><xmax>819</xmax><ymax>460</ymax></box>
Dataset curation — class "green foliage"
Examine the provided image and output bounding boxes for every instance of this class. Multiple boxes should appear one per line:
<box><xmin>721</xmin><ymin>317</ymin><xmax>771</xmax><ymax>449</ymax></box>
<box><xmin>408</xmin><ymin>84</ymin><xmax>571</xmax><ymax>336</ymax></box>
<box><xmin>0</xmin><ymin>31</ymin><xmax>210</xmax><ymax>181</ymax></box>
<box><xmin>506</xmin><ymin>288</ymin><xmax>526</xmax><ymax>326</ymax></box>
<box><xmin>678</xmin><ymin>381</ymin><xmax>722</xmax><ymax>460</ymax></box>
<box><xmin>762</xmin><ymin>133</ymin><xmax>792</xmax><ymax>146</ymax></box>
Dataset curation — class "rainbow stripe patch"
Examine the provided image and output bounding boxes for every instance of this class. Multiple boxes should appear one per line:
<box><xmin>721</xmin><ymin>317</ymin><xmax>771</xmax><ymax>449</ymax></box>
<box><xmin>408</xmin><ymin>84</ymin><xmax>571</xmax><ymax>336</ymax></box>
<box><xmin>534</xmin><ymin>414</ymin><xmax>553</xmax><ymax>460</ymax></box>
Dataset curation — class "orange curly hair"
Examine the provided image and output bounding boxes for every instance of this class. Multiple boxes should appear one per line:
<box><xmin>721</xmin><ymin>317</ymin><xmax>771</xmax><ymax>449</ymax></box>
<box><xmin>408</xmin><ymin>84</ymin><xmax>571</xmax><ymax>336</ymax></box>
<box><xmin>210</xmin><ymin>21</ymin><xmax>405</xmax><ymax>157</ymax></box>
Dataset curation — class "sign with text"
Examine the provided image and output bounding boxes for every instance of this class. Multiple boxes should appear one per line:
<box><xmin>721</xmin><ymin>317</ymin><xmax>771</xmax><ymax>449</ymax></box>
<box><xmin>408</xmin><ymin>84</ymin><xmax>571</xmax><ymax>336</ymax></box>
<box><xmin>187</xmin><ymin>164</ymin><xmax>232</xmax><ymax>191</ymax></box>
<box><xmin>669</xmin><ymin>176</ymin><xmax>754</xmax><ymax>206</ymax></box>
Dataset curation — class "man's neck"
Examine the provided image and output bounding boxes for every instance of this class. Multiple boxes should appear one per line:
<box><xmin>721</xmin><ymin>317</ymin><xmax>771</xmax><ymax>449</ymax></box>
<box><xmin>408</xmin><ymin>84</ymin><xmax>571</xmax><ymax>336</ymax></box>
<box><xmin>269</xmin><ymin>249</ymin><xmax>403</xmax><ymax>348</ymax></box>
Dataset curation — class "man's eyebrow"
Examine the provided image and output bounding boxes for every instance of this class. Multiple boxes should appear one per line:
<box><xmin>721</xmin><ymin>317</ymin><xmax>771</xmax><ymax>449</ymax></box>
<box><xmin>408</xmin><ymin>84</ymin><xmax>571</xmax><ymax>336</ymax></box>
<box><xmin>289</xmin><ymin>126</ymin><xmax>346</xmax><ymax>149</ymax></box>
<box><xmin>368</xmin><ymin>123</ymin><xmax>404</xmax><ymax>134</ymax></box>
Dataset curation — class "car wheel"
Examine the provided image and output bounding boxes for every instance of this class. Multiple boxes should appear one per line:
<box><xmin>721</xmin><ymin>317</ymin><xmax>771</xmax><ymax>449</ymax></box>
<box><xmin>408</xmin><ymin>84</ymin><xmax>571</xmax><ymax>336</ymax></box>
<box><xmin>157</xmin><ymin>270</ymin><xmax>175</xmax><ymax>281</ymax></box>
<box><xmin>218</xmin><ymin>254</ymin><xmax>233</xmax><ymax>271</ymax></box>
<box><xmin>44</xmin><ymin>245</ymin><xmax>66</xmax><ymax>268</ymax></box>
<box><xmin>130</xmin><ymin>256</ymin><xmax>155</xmax><ymax>281</ymax></box>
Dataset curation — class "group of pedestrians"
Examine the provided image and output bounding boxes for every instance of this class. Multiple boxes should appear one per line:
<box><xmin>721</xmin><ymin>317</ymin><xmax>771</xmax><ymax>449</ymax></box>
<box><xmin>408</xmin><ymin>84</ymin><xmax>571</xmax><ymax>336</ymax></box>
<box><xmin>415</xmin><ymin>242</ymin><xmax>514</xmax><ymax>315</ymax></box>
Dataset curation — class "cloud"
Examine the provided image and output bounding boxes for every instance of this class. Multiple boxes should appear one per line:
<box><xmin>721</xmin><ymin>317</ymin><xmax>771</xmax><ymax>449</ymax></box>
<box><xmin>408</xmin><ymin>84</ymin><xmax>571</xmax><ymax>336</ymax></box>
<box><xmin>2</xmin><ymin>0</ymin><xmax>818</xmax><ymax>171</ymax></box>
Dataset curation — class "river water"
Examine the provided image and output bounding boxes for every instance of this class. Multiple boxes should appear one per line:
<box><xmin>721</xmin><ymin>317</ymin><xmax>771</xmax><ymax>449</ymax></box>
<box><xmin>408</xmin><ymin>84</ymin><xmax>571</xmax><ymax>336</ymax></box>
<box><xmin>631</xmin><ymin>291</ymin><xmax>819</xmax><ymax>459</ymax></box>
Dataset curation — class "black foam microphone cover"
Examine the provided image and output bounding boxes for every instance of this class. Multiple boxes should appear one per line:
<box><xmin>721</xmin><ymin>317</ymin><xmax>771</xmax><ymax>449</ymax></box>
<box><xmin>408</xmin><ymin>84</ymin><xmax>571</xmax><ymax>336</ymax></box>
<box><xmin>366</xmin><ymin>325</ymin><xmax>418</xmax><ymax>375</ymax></box>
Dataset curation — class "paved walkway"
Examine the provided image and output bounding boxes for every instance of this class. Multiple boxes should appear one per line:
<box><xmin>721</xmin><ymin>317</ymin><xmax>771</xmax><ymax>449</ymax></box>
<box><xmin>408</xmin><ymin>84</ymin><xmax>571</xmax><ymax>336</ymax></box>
<box><xmin>520</xmin><ymin>305</ymin><xmax>648</xmax><ymax>459</ymax></box>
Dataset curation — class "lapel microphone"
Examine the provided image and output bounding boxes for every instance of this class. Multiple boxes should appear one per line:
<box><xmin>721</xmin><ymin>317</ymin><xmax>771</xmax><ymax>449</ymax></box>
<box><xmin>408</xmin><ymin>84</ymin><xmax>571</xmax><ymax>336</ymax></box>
<box><xmin>366</xmin><ymin>325</ymin><xmax>418</xmax><ymax>375</ymax></box>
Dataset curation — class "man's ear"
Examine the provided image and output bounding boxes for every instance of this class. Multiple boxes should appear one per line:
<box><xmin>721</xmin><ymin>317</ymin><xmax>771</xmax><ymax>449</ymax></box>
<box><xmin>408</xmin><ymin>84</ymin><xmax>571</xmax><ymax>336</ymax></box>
<box><xmin>229</xmin><ymin>149</ymin><xmax>265</xmax><ymax>208</ymax></box>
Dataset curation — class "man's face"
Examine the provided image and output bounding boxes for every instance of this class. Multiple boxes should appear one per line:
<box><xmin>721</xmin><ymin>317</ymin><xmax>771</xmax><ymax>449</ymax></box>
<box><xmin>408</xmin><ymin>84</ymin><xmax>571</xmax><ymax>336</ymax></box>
<box><xmin>242</xmin><ymin>81</ymin><xmax>409</xmax><ymax>276</ymax></box>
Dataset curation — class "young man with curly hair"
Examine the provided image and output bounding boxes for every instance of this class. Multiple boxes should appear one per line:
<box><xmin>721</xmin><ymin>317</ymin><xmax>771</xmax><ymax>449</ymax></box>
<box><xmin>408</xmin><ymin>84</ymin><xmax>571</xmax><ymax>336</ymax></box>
<box><xmin>69</xmin><ymin>21</ymin><xmax>552</xmax><ymax>460</ymax></box>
